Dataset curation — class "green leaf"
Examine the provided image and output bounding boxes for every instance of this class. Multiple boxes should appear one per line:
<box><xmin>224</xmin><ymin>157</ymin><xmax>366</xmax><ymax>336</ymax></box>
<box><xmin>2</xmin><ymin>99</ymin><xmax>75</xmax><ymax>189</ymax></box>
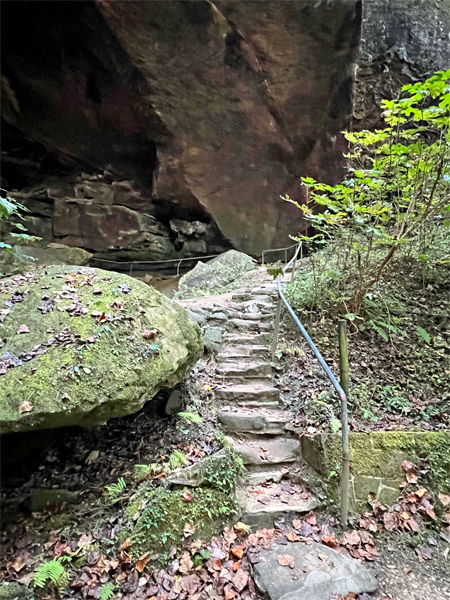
<box><xmin>416</xmin><ymin>326</ymin><xmax>431</xmax><ymax>344</ymax></box>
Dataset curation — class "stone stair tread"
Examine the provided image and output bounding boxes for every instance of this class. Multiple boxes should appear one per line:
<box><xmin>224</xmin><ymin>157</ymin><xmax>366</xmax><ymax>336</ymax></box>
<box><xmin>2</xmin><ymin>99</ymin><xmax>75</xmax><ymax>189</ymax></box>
<box><xmin>237</xmin><ymin>400</ymin><xmax>281</xmax><ymax>409</ymax></box>
<box><xmin>218</xmin><ymin>408</ymin><xmax>290</xmax><ymax>435</ymax></box>
<box><xmin>228</xmin><ymin>436</ymin><xmax>301</xmax><ymax>465</ymax></box>
<box><xmin>223</xmin><ymin>333</ymin><xmax>271</xmax><ymax>345</ymax></box>
<box><xmin>218</xmin><ymin>345</ymin><xmax>269</xmax><ymax>360</ymax></box>
<box><xmin>216</xmin><ymin>382</ymin><xmax>279</xmax><ymax>394</ymax></box>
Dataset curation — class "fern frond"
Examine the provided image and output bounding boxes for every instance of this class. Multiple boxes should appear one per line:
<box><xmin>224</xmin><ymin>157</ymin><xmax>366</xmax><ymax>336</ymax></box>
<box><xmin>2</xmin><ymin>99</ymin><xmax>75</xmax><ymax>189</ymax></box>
<box><xmin>106</xmin><ymin>477</ymin><xmax>126</xmax><ymax>501</ymax></box>
<box><xmin>33</xmin><ymin>559</ymin><xmax>66</xmax><ymax>588</ymax></box>
<box><xmin>169</xmin><ymin>449</ymin><xmax>188</xmax><ymax>469</ymax></box>
<box><xmin>99</xmin><ymin>583</ymin><xmax>117</xmax><ymax>600</ymax></box>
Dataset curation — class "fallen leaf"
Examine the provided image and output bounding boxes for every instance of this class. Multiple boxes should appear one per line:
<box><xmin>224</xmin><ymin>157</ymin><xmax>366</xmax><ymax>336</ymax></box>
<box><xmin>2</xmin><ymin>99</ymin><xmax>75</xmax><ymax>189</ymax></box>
<box><xmin>416</xmin><ymin>547</ymin><xmax>433</xmax><ymax>562</ymax></box>
<box><xmin>179</xmin><ymin>552</ymin><xmax>194</xmax><ymax>573</ymax></box>
<box><xmin>277</xmin><ymin>554</ymin><xmax>295</xmax><ymax>568</ymax></box>
<box><xmin>18</xmin><ymin>401</ymin><xmax>33</xmax><ymax>413</ymax></box>
<box><xmin>143</xmin><ymin>329</ymin><xmax>158</xmax><ymax>340</ymax></box>
<box><xmin>292</xmin><ymin>519</ymin><xmax>303</xmax><ymax>530</ymax></box>
<box><xmin>87</xmin><ymin>336</ymin><xmax>96</xmax><ymax>344</ymax></box>
<box><xmin>402</xmin><ymin>460</ymin><xmax>418</xmax><ymax>484</ymax></box>
<box><xmin>135</xmin><ymin>551</ymin><xmax>151</xmax><ymax>573</ymax></box>
<box><xmin>119</xmin><ymin>538</ymin><xmax>133</xmax><ymax>550</ymax></box>
<box><xmin>17</xmin><ymin>324</ymin><xmax>29</xmax><ymax>334</ymax></box>
<box><xmin>439</xmin><ymin>492</ymin><xmax>450</xmax><ymax>507</ymax></box>
<box><xmin>85</xmin><ymin>450</ymin><xmax>99</xmax><ymax>465</ymax></box>
<box><xmin>184</xmin><ymin>522</ymin><xmax>196</xmax><ymax>537</ymax></box>
<box><xmin>224</xmin><ymin>584</ymin><xmax>236</xmax><ymax>600</ymax></box>
<box><xmin>286</xmin><ymin>532</ymin><xmax>300</xmax><ymax>542</ymax></box>
<box><xmin>383</xmin><ymin>512</ymin><xmax>397</xmax><ymax>532</ymax></box>
<box><xmin>182</xmin><ymin>491</ymin><xmax>192</xmax><ymax>503</ymax></box>
<box><xmin>305</xmin><ymin>511</ymin><xmax>316</xmax><ymax>525</ymax></box>
<box><xmin>232</xmin><ymin>569</ymin><xmax>249</xmax><ymax>592</ymax></box>
<box><xmin>342</xmin><ymin>530</ymin><xmax>361</xmax><ymax>546</ymax></box>
<box><xmin>231</xmin><ymin>545</ymin><xmax>244</xmax><ymax>559</ymax></box>
<box><xmin>232</xmin><ymin>561</ymin><xmax>241</xmax><ymax>571</ymax></box>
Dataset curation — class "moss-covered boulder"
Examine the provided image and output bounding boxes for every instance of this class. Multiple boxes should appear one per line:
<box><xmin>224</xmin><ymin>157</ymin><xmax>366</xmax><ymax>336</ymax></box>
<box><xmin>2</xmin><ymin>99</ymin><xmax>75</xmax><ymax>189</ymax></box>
<box><xmin>0</xmin><ymin>266</ymin><xmax>202</xmax><ymax>434</ymax></box>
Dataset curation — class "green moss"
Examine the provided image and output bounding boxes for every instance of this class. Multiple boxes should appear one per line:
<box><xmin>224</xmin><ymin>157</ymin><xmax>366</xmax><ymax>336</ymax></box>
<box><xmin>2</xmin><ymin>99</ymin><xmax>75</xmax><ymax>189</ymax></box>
<box><xmin>0</xmin><ymin>265</ymin><xmax>202</xmax><ymax>433</ymax></box>
<box><xmin>322</xmin><ymin>431</ymin><xmax>450</xmax><ymax>493</ymax></box>
<box><xmin>131</xmin><ymin>485</ymin><xmax>236</xmax><ymax>556</ymax></box>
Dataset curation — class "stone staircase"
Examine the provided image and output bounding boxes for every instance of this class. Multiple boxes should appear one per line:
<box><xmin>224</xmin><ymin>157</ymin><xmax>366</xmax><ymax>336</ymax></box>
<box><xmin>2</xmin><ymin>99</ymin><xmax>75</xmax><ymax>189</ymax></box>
<box><xmin>214</xmin><ymin>279</ymin><xmax>319</xmax><ymax>527</ymax></box>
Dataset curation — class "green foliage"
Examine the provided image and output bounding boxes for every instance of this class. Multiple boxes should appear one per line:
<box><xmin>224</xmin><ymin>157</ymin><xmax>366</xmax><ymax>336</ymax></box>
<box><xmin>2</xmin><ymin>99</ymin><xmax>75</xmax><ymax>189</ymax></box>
<box><xmin>0</xmin><ymin>192</ymin><xmax>40</xmax><ymax>253</ymax></box>
<box><xmin>203</xmin><ymin>447</ymin><xmax>245</xmax><ymax>491</ymax></box>
<box><xmin>133</xmin><ymin>485</ymin><xmax>237</xmax><ymax>553</ymax></box>
<box><xmin>33</xmin><ymin>559</ymin><xmax>67</xmax><ymax>589</ymax></box>
<box><xmin>169</xmin><ymin>449</ymin><xmax>189</xmax><ymax>470</ymax></box>
<box><xmin>99</xmin><ymin>583</ymin><xmax>117</xmax><ymax>600</ymax></box>
<box><xmin>177</xmin><ymin>411</ymin><xmax>204</xmax><ymax>424</ymax></box>
<box><xmin>106</xmin><ymin>477</ymin><xmax>126</xmax><ymax>502</ymax></box>
<box><xmin>266</xmin><ymin>261</ymin><xmax>284</xmax><ymax>280</ymax></box>
<box><xmin>416</xmin><ymin>325</ymin><xmax>431</xmax><ymax>344</ymax></box>
<box><xmin>283</xmin><ymin>70</ymin><xmax>450</xmax><ymax>319</ymax></box>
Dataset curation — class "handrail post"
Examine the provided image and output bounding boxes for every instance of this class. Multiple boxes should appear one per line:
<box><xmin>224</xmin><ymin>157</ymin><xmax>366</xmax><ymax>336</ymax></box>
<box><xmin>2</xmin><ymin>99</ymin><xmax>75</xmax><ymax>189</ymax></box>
<box><xmin>271</xmin><ymin>294</ymin><xmax>282</xmax><ymax>361</ymax></box>
<box><xmin>338</xmin><ymin>319</ymin><xmax>350</xmax><ymax>525</ymax></box>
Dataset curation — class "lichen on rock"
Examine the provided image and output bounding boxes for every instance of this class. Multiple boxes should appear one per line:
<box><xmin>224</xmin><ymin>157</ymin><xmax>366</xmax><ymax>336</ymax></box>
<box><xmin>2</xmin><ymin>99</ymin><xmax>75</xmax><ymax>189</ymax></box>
<box><xmin>0</xmin><ymin>265</ymin><xmax>202</xmax><ymax>434</ymax></box>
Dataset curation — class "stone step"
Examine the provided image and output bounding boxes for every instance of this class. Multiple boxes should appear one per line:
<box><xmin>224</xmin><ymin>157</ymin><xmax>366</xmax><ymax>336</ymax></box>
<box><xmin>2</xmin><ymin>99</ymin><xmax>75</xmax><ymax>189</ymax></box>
<box><xmin>215</xmin><ymin>382</ymin><xmax>280</xmax><ymax>403</ymax></box>
<box><xmin>244</xmin><ymin>465</ymin><xmax>287</xmax><ymax>486</ymax></box>
<box><xmin>237</xmin><ymin>400</ymin><xmax>281</xmax><ymax>409</ymax></box>
<box><xmin>226</xmin><ymin>319</ymin><xmax>273</xmax><ymax>332</ymax></box>
<box><xmin>228</xmin><ymin>437</ymin><xmax>301</xmax><ymax>465</ymax></box>
<box><xmin>237</xmin><ymin>482</ymin><xmax>320</xmax><ymax>529</ymax></box>
<box><xmin>222</xmin><ymin>333</ymin><xmax>271</xmax><ymax>346</ymax></box>
<box><xmin>250</xmin><ymin>286</ymin><xmax>278</xmax><ymax>296</ymax></box>
<box><xmin>229</xmin><ymin>301</ymin><xmax>274</xmax><ymax>313</ymax></box>
<box><xmin>231</xmin><ymin>293</ymin><xmax>252</xmax><ymax>302</ymax></box>
<box><xmin>218</xmin><ymin>408</ymin><xmax>289</xmax><ymax>435</ymax></box>
<box><xmin>216</xmin><ymin>361</ymin><xmax>272</xmax><ymax>379</ymax></box>
<box><xmin>218</xmin><ymin>345</ymin><xmax>269</xmax><ymax>361</ymax></box>
<box><xmin>237</xmin><ymin>311</ymin><xmax>272</xmax><ymax>321</ymax></box>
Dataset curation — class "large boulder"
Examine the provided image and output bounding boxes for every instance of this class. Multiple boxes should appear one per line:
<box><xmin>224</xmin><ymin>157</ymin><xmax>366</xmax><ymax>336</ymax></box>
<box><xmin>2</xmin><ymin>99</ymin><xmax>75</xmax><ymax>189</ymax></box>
<box><xmin>0</xmin><ymin>243</ymin><xmax>92</xmax><ymax>277</ymax></box>
<box><xmin>1</xmin><ymin>1</ymin><xmax>361</xmax><ymax>258</ymax></box>
<box><xmin>0</xmin><ymin>266</ymin><xmax>202</xmax><ymax>434</ymax></box>
<box><xmin>178</xmin><ymin>250</ymin><xmax>255</xmax><ymax>296</ymax></box>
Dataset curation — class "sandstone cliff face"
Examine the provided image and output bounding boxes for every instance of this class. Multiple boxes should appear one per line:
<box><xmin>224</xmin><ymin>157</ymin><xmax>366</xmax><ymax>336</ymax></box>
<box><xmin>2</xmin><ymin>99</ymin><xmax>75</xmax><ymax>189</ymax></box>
<box><xmin>354</xmin><ymin>0</ymin><xmax>450</xmax><ymax>129</ymax></box>
<box><xmin>1</xmin><ymin>0</ymin><xmax>361</xmax><ymax>260</ymax></box>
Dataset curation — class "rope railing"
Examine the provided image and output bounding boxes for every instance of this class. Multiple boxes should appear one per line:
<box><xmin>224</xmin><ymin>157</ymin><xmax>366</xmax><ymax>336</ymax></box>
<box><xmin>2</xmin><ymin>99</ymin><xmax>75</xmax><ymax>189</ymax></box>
<box><xmin>270</xmin><ymin>241</ymin><xmax>350</xmax><ymax>524</ymax></box>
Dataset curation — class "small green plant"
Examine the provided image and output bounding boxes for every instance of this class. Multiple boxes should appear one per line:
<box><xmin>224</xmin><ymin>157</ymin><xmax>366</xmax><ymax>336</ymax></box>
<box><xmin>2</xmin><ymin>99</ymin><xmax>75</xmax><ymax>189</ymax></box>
<box><xmin>0</xmin><ymin>192</ymin><xmax>40</xmax><ymax>254</ymax></box>
<box><xmin>99</xmin><ymin>583</ymin><xmax>117</xmax><ymax>600</ymax></box>
<box><xmin>204</xmin><ymin>447</ymin><xmax>245</xmax><ymax>491</ymax></box>
<box><xmin>178</xmin><ymin>411</ymin><xmax>204</xmax><ymax>424</ymax></box>
<box><xmin>106</xmin><ymin>477</ymin><xmax>126</xmax><ymax>502</ymax></box>
<box><xmin>33</xmin><ymin>559</ymin><xmax>67</xmax><ymax>589</ymax></box>
<box><xmin>169</xmin><ymin>449</ymin><xmax>188</xmax><ymax>470</ymax></box>
<box><xmin>266</xmin><ymin>260</ymin><xmax>284</xmax><ymax>280</ymax></box>
<box><xmin>416</xmin><ymin>325</ymin><xmax>431</xmax><ymax>344</ymax></box>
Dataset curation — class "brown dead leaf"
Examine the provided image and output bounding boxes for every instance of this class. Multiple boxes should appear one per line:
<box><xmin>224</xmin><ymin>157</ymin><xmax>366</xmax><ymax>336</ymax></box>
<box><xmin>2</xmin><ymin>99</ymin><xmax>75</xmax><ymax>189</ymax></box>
<box><xmin>305</xmin><ymin>511</ymin><xmax>316</xmax><ymax>525</ymax></box>
<box><xmin>143</xmin><ymin>329</ymin><xmax>158</xmax><ymax>340</ymax></box>
<box><xmin>184</xmin><ymin>522</ymin><xmax>195</xmax><ymax>537</ymax></box>
<box><xmin>120</xmin><ymin>538</ymin><xmax>132</xmax><ymax>550</ymax></box>
<box><xmin>179</xmin><ymin>552</ymin><xmax>194</xmax><ymax>573</ymax></box>
<box><xmin>402</xmin><ymin>460</ymin><xmax>418</xmax><ymax>484</ymax></box>
<box><xmin>18</xmin><ymin>401</ymin><xmax>33</xmax><ymax>413</ymax></box>
<box><xmin>232</xmin><ymin>561</ymin><xmax>241</xmax><ymax>571</ymax></box>
<box><xmin>232</xmin><ymin>569</ymin><xmax>249</xmax><ymax>592</ymax></box>
<box><xmin>342</xmin><ymin>530</ymin><xmax>361</xmax><ymax>546</ymax></box>
<box><xmin>286</xmin><ymin>532</ymin><xmax>300</xmax><ymax>542</ymax></box>
<box><xmin>17</xmin><ymin>324</ymin><xmax>29</xmax><ymax>334</ymax></box>
<box><xmin>182</xmin><ymin>490</ymin><xmax>192</xmax><ymax>503</ymax></box>
<box><xmin>135</xmin><ymin>552</ymin><xmax>151</xmax><ymax>573</ymax></box>
<box><xmin>321</xmin><ymin>535</ymin><xmax>339</xmax><ymax>549</ymax></box>
<box><xmin>383</xmin><ymin>512</ymin><xmax>398</xmax><ymax>532</ymax></box>
<box><xmin>224</xmin><ymin>584</ymin><xmax>237</xmax><ymax>600</ymax></box>
<box><xmin>292</xmin><ymin>519</ymin><xmax>302</xmax><ymax>530</ymax></box>
<box><xmin>223</xmin><ymin>527</ymin><xmax>237</xmax><ymax>545</ymax></box>
<box><xmin>231</xmin><ymin>545</ymin><xmax>244</xmax><ymax>559</ymax></box>
<box><xmin>277</xmin><ymin>554</ymin><xmax>295</xmax><ymax>568</ymax></box>
<box><xmin>439</xmin><ymin>492</ymin><xmax>450</xmax><ymax>507</ymax></box>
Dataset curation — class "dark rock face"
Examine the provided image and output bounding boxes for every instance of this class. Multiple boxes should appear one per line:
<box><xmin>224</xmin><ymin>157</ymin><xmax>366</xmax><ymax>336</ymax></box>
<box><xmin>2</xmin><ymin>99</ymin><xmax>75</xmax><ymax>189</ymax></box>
<box><xmin>354</xmin><ymin>0</ymin><xmax>450</xmax><ymax>129</ymax></box>
<box><xmin>1</xmin><ymin>1</ymin><xmax>361</xmax><ymax>259</ymax></box>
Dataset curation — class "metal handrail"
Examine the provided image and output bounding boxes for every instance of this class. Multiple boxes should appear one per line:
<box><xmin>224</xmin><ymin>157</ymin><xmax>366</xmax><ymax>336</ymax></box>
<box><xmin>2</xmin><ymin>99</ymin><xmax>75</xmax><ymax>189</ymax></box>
<box><xmin>270</xmin><ymin>241</ymin><xmax>350</xmax><ymax>524</ymax></box>
<box><xmin>261</xmin><ymin>242</ymin><xmax>299</xmax><ymax>267</ymax></box>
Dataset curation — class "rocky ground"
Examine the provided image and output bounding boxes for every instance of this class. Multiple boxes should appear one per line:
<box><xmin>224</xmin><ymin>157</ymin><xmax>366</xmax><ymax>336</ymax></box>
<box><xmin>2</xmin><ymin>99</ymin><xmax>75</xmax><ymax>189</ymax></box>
<box><xmin>1</xmin><ymin>265</ymin><xmax>449</xmax><ymax>600</ymax></box>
